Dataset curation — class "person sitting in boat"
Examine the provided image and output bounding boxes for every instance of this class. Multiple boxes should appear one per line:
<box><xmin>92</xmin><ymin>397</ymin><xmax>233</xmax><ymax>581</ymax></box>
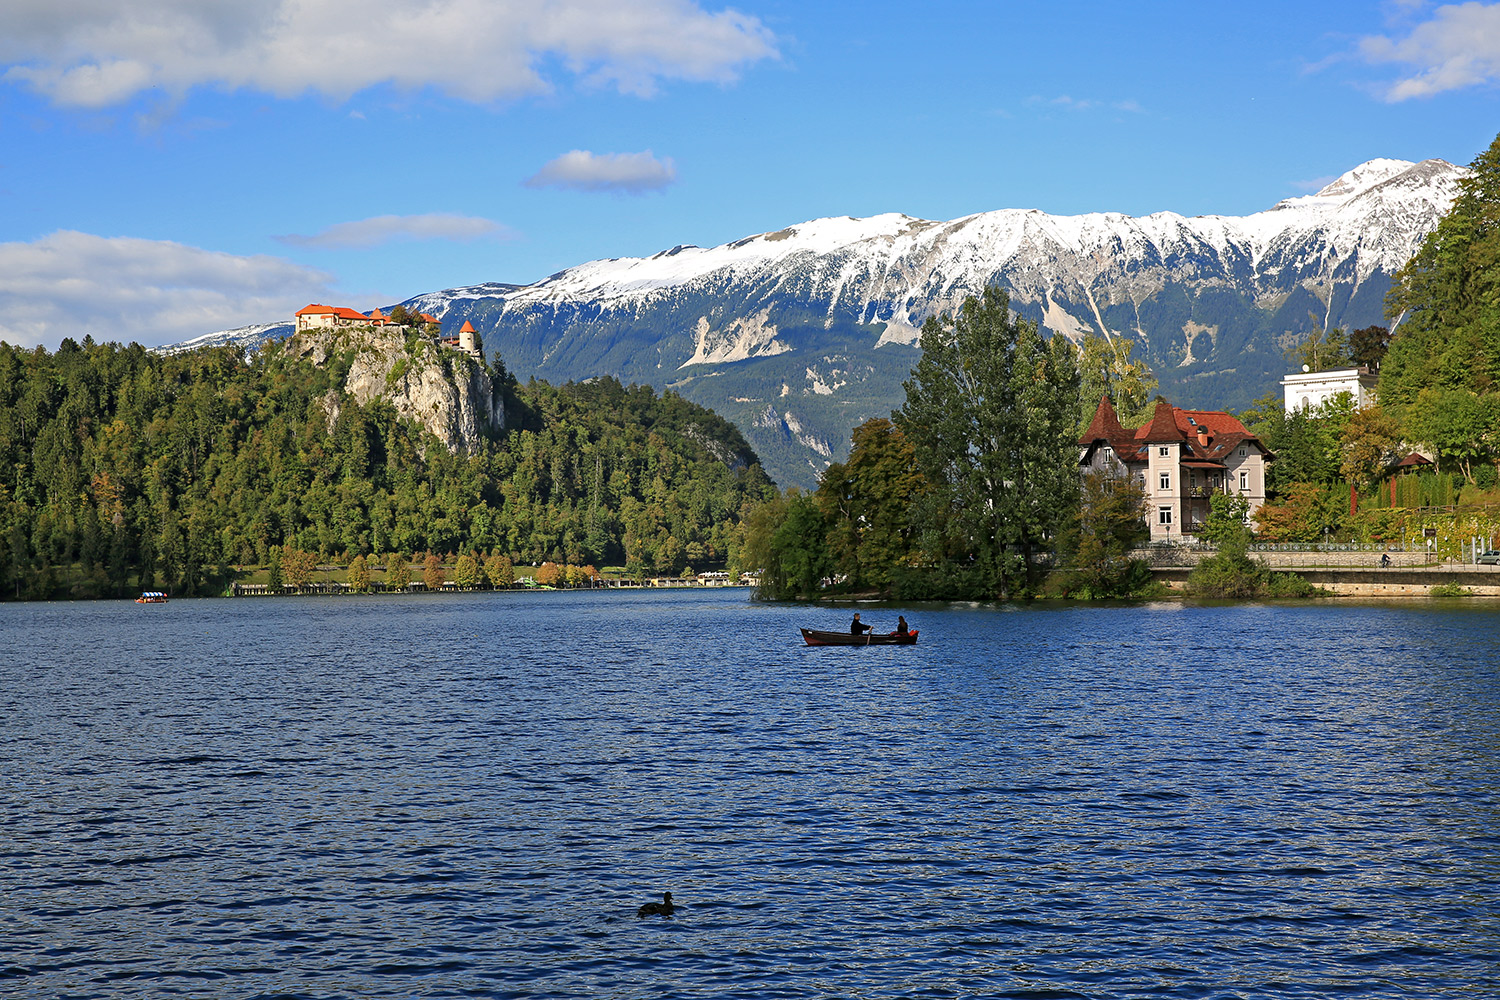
<box><xmin>893</xmin><ymin>615</ymin><xmax>909</xmax><ymax>636</ymax></box>
<box><xmin>850</xmin><ymin>612</ymin><xmax>873</xmax><ymax>636</ymax></box>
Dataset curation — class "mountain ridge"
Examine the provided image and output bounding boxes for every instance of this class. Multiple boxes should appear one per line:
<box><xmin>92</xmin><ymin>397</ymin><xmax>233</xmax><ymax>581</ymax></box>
<box><xmin>181</xmin><ymin>156</ymin><xmax>1468</xmax><ymax>488</ymax></box>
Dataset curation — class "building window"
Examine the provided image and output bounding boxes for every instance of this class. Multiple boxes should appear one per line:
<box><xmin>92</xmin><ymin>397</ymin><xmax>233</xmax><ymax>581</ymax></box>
<box><xmin>1239</xmin><ymin>470</ymin><xmax>1249</xmax><ymax>492</ymax></box>
<box><xmin>1238</xmin><ymin>446</ymin><xmax>1247</xmax><ymax>457</ymax></box>
<box><xmin>1158</xmin><ymin>506</ymin><xmax>1173</xmax><ymax>526</ymax></box>
<box><xmin>1160</xmin><ymin>471</ymin><xmax>1171</xmax><ymax>491</ymax></box>
<box><xmin>1190</xmin><ymin>471</ymin><xmax>1198</xmax><ymax>488</ymax></box>
<box><xmin>1103</xmin><ymin>446</ymin><xmax>1113</xmax><ymax>462</ymax></box>
<box><xmin>1159</xmin><ymin>446</ymin><xmax>1169</xmax><ymax>457</ymax></box>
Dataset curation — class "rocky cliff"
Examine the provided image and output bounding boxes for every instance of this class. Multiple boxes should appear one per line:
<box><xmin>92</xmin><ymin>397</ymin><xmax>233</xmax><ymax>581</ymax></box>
<box><xmin>285</xmin><ymin>325</ymin><xmax>503</xmax><ymax>452</ymax></box>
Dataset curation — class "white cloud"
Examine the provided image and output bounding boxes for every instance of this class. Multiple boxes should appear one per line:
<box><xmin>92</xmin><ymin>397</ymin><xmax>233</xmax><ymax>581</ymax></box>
<box><xmin>525</xmin><ymin>149</ymin><xmax>678</xmax><ymax>193</ymax></box>
<box><xmin>1360</xmin><ymin>1</ymin><xmax>1500</xmax><ymax>99</ymax></box>
<box><xmin>0</xmin><ymin>0</ymin><xmax>777</xmax><ymax>108</ymax></box>
<box><xmin>276</xmin><ymin>213</ymin><xmax>513</xmax><ymax>249</ymax></box>
<box><xmin>0</xmin><ymin>231</ymin><xmax>337</xmax><ymax>349</ymax></box>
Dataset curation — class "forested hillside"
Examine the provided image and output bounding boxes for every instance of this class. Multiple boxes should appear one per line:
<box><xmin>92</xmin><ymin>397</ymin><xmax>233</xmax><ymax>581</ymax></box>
<box><xmin>0</xmin><ymin>336</ymin><xmax>774</xmax><ymax>600</ymax></box>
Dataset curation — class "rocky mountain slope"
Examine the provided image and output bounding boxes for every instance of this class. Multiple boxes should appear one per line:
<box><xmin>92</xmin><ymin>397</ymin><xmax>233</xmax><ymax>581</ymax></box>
<box><xmin>184</xmin><ymin>157</ymin><xmax>1466</xmax><ymax>488</ymax></box>
<box><xmin>284</xmin><ymin>325</ymin><xmax>503</xmax><ymax>453</ymax></box>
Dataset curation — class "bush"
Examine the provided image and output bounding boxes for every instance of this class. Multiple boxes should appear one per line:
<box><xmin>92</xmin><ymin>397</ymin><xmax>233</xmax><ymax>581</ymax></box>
<box><xmin>1187</xmin><ymin>531</ymin><xmax>1325</xmax><ymax>599</ymax></box>
<box><xmin>1430</xmin><ymin>583</ymin><xmax>1474</xmax><ymax>597</ymax></box>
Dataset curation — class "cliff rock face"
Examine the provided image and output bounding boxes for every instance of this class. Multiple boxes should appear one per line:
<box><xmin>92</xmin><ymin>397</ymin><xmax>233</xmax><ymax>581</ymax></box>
<box><xmin>286</xmin><ymin>325</ymin><xmax>502</xmax><ymax>452</ymax></box>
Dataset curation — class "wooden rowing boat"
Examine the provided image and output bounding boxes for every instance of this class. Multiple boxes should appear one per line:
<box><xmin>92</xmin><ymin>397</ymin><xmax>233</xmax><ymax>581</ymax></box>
<box><xmin>801</xmin><ymin>627</ymin><xmax>918</xmax><ymax>646</ymax></box>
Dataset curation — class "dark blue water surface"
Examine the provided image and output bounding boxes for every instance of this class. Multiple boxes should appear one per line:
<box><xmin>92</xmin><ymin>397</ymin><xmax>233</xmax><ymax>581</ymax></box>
<box><xmin>1</xmin><ymin>590</ymin><xmax>1497</xmax><ymax>998</ymax></box>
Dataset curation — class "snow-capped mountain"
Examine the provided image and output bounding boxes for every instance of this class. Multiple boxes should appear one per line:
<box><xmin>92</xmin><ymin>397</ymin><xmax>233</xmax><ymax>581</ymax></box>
<box><xmin>155</xmin><ymin>322</ymin><xmax>293</xmax><ymax>356</ymax></box>
<box><xmin>183</xmin><ymin>157</ymin><xmax>1467</xmax><ymax>489</ymax></box>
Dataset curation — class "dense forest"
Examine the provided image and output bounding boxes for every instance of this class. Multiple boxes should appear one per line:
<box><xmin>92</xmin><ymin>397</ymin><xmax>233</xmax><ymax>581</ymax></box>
<box><xmin>0</xmin><ymin>336</ymin><xmax>775</xmax><ymax>600</ymax></box>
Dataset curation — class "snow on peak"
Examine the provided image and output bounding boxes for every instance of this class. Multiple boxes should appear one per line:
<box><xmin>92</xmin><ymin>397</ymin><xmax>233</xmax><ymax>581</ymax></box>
<box><xmin>1314</xmin><ymin>158</ymin><xmax>1417</xmax><ymax>199</ymax></box>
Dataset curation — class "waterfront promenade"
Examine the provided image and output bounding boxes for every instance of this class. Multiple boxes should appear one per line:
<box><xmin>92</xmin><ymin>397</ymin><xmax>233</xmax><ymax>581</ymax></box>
<box><xmin>1138</xmin><ymin>545</ymin><xmax>1500</xmax><ymax>596</ymax></box>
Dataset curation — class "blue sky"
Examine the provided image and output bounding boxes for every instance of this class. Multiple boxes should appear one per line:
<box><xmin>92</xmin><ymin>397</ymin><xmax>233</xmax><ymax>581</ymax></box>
<box><xmin>0</xmin><ymin>0</ymin><xmax>1495</xmax><ymax>349</ymax></box>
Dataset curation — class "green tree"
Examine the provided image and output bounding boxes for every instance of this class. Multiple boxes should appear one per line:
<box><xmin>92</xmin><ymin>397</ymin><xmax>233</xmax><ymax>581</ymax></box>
<box><xmin>1260</xmin><ymin>393</ymin><xmax>1356</xmax><ymax>490</ymax></box>
<box><xmin>1349</xmin><ymin>325</ymin><xmax>1391</xmax><ymax>371</ymax></box>
<box><xmin>895</xmin><ymin>286</ymin><xmax>1080</xmax><ymax>598</ymax></box>
<box><xmin>1201</xmin><ymin>492</ymin><xmax>1250</xmax><ymax>547</ymax></box>
<box><xmin>1382</xmin><ymin>131</ymin><xmax>1500</xmax><ymax>406</ymax></box>
<box><xmin>1077</xmin><ymin>334</ymin><xmax>1157</xmax><ymax>433</ymax></box>
<box><xmin>386</xmin><ymin>552</ymin><xmax>411</xmax><ymax>590</ymax></box>
<box><xmin>1405</xmin><ymin>387</ymin><xmax>1499</xmax><ymax>482</ymax></box>
<box><xmin>1285</xmin><ymin>324</ymin><xmax>1350</xmax><ymax>373</ymax></box>
<box><xmin>1054</xmin><ymin>468</ymin><xmax>1150</xmax><ymax>597</ymax></box>
<box><xmin>761</xmin><ymin>492</ymin><xmax>834</xmax><ymax>599</ymax></box>
<box><xmin>815</xmin><ymin>418</ymin><xmax>924</xmax><ymax>592</ymax></box>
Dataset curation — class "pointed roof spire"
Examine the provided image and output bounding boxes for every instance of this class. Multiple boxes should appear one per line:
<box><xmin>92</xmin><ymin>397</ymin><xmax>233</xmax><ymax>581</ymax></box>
<box><xmin>1079</xmin><ymin>395</ymin><xmax>1125</xmax><ymax>444</ymax></box>
<box><xmin>1138</xmin><ymin>399</ymin><xmax>1182</xmax><ymax>444</ymax></box>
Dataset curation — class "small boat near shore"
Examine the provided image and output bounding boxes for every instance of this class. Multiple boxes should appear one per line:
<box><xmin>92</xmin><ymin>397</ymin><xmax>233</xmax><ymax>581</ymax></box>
<box><xmin>801</xmin><ymin>628</ymin><xmax>918</xmax><ymax>646</ymax></box>
<box><xmin>135</xmin><ymin>592</ymin><xmax>168</xmax><ymax>604</ymax></box>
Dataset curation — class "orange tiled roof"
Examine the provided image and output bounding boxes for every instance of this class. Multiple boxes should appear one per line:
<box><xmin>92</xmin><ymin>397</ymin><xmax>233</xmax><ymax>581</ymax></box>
<box><xmin>1080</xmin><ymin>396</ymin><xmax>1271</xmax><ymax>467</ymax></box>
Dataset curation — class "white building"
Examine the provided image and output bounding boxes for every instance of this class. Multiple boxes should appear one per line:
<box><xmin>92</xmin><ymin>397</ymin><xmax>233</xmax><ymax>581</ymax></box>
<box><xmin>1280</xmin><ymin>367</ymin><xmax>1378</xmax><ymax>412</ymax></box>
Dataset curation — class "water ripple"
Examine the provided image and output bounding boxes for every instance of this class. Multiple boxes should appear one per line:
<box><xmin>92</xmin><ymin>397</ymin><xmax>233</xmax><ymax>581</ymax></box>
<box><xmin>1</xmin><ymin>593</ymin><xmax>1497</xmax><ymax>998</ymax></box>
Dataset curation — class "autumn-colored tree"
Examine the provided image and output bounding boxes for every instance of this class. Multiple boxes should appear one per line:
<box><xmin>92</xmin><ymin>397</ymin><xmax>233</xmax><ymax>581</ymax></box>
<box><xmin>1253</xmin><ymin>483</ymin><xmax>1346</xmax><ymax>542</ymax></box>
<box><xmin>1339</xmin><ymin>406</ymin><xmax>1402</xmax><ymax>489</ymax></box>
<box><xmin>484</xmin><ymin>552</ymin><xmax>515</xmax><ymax>588</ymax></box>
<box><xmin>535</xmin><ymin>561</ymin><xmax>562</xmax><ymax>587</ymax></box>
<box><xmin>423</xmin><ymin>553</ymin><xmax>445</xmax><ymax>590</ymax></box>
<box><xmin>283</xmin><ymin>547</ymin><xmax>317</xmax><ymax>589</ymax></box>
<box><xmin>453</xmin><ymin>552</ymin><xmax>479</xmax><ymax>589</ymax></box>
<box><xmin>386</xmin><ymin>552</ymin><xmax>411</xmax><ymax>590</ymax></box>
<box><xmin>348</xmin><ymin>554</ymin><xmax>370</xmax><ymax>592</ymax></box>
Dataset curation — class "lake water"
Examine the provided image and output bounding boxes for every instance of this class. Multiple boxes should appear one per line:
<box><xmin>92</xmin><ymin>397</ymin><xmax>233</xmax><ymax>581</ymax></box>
<box><xmin>1</xmin><ymin>590</ymin><xmax>1496</xmax><ymax>998</ymax></box>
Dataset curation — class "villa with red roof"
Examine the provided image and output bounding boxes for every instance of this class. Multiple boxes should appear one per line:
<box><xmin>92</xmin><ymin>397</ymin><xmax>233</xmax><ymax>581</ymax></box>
<box><xmin>1079</xmin><ymin>397</ymin><xmax>1274</xmax><ymax>541</ymax></box>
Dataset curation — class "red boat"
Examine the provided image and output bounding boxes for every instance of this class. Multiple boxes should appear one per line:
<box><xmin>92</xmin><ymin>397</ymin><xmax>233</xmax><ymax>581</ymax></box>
<box><xmin>801</xmin><ymin>627</ymin><xmax>918</xmax><ymax>646</ymax></box>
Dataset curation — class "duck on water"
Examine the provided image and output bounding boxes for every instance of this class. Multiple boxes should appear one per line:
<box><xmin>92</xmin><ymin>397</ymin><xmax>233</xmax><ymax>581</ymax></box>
<box><xmin>637</xmin><ymin>892</ymin><xmax>674</xmax><ymax>917</ymax></box>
